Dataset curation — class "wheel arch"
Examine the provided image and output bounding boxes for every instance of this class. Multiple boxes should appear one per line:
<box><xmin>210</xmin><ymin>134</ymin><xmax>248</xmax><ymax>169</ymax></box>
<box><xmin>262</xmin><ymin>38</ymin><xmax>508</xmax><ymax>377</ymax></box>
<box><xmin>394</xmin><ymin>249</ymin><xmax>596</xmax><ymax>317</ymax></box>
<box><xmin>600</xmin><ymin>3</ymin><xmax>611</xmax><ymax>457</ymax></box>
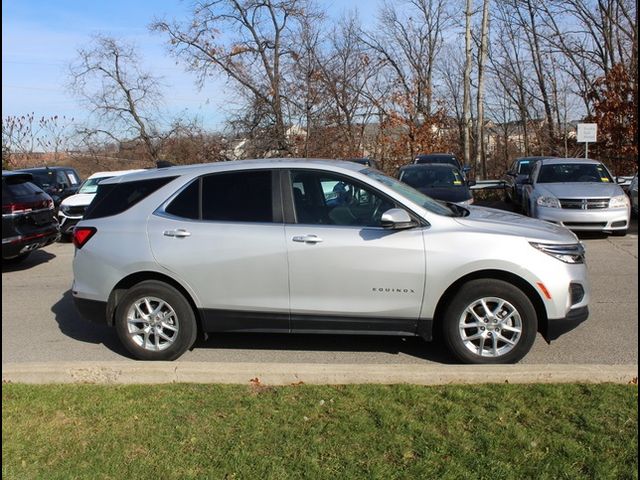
<box><xmin>431</xmin><ymin>269</ymin><xmax>548</xmax><ymax>338</ymax></box>
<box><xmin>106</xmin><ymin>271</ymin><xmax>203</xmax><ymax>336</ymax></box>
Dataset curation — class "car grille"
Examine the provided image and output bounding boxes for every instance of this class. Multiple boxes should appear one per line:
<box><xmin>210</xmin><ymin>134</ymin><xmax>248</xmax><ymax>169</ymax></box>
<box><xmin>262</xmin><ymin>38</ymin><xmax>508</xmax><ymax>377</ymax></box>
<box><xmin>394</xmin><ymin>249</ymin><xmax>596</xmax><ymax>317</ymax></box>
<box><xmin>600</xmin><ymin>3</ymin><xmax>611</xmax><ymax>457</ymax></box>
<box><xmin>559</xmin><ymin>198</ymin><xmax>609</xmax><ymax>210</ymax></box>
<box><xmin>563</xmin><ymin>222</ymin><xmax>607</xmax><ymax>228</ymax></box>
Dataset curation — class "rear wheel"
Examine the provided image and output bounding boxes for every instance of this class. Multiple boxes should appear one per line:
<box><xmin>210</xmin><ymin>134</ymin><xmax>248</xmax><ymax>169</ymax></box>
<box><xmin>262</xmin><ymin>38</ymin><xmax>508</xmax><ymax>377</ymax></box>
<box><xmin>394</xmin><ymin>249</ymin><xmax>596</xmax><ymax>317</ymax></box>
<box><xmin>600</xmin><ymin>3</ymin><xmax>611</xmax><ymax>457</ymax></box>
<box><xmin>442</xmin><ymin>279</ymin><xmax>538</xmax><ymax>364</ymax></box>
<box><xmin>115</xmin><ymin>280</ymin><xmax>197</xmax><ymax>360</ymax></box>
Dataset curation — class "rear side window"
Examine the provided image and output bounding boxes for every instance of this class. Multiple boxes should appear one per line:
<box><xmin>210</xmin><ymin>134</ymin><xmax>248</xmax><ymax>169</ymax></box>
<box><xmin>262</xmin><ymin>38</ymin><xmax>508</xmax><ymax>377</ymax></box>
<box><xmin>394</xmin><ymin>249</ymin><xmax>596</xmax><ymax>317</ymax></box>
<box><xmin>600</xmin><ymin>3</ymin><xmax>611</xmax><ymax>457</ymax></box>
<box><xmin>84</xmin><ymin>176</ymin><xmax>176</xmax><ymax>220</ymax></box>
<box><xmin>202</xmin><ymin>171</ymin><xmax>273</xmax><ymax>222</ymax></box>
<box><xmin>165</xmin><ymin>179</ymin><xmax>200</xmax><ymax>219</ymax></box>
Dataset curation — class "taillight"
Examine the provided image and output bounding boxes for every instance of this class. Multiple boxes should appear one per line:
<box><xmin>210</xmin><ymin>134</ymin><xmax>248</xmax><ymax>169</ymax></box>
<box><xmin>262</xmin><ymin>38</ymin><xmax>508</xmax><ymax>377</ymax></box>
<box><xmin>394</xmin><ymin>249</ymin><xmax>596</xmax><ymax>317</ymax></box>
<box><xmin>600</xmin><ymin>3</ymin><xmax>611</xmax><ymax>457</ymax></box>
<box><xmin>2</xmin><ymin>199</ymin><xmax>54</xmax><ymax>215</ymax></box>
<box><xmin>73</xmin><ymin>227</ymin><xmax>97</xmax><ymax>249</ymax></box>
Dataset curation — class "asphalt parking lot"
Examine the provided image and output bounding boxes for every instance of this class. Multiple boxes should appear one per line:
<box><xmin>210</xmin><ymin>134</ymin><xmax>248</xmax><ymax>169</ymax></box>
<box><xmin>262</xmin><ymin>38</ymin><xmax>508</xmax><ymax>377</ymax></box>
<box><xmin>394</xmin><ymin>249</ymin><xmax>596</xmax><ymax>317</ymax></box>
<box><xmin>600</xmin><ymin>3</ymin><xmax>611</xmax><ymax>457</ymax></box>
<box><xmin>3</xmin><ymin>211</ymin><xmax>637</xmax><ymax>369</ymax></box>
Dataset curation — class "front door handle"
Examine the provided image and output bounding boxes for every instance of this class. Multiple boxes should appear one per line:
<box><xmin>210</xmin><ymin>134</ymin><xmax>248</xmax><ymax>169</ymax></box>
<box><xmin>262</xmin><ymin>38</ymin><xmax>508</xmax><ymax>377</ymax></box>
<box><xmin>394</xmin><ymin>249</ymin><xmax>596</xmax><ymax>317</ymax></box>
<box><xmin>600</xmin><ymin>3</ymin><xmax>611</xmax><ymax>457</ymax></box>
<box><xmin>292</xmin><ymin>234</ymin><xmax>323</xmax><ymax>244</ymax></box>
<box><xmin>164</xmin><ymin>229</ymin><xmax>191</xmax><ymax>238</ymax></box>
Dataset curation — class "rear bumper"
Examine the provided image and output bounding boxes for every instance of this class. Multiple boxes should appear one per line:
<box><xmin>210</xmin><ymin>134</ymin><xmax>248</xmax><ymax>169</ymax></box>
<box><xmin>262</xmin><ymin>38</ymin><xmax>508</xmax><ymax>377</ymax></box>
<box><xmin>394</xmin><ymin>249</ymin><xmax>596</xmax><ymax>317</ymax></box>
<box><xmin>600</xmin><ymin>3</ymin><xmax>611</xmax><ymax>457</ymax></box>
<box><xmin>541</xmin><ymin>306</ymin><xmax>589</xmax><ymax>342</ymax></box>
<box><xmin>2</xmin><ymin>227</ymin><xmax>60</xmax><ymax>259</ymax></box>
<box><xmin>73</xmin><ymin>296</ymin><xmax>108</xmax><ymax>324</ymax></box>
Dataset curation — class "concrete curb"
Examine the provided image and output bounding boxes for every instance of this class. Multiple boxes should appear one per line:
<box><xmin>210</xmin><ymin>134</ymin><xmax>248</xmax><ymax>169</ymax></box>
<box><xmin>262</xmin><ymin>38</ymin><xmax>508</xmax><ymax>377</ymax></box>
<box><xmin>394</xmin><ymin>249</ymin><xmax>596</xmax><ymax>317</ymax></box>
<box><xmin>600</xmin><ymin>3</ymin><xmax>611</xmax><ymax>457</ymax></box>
<box><xmin>2</xmin><ymin>362</ymin><xmax>638</xmax><ymax>385</ymax></box>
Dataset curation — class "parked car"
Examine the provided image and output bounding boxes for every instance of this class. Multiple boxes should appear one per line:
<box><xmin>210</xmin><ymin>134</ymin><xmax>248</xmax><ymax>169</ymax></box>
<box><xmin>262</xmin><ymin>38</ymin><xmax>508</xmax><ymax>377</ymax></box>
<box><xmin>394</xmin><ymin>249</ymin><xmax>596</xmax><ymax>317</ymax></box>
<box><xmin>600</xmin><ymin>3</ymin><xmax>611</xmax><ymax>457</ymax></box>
<box><xmin>16</xmin><ymin>166</ymin><xmax>82</xmax><ymax>208</ymax></box>
<box><xmin>503</xmin><ymin>156</ymin><xmax>554</xmax><ymax>207</ymax></box>
<box><xmin>414</xmin><ymin>153</ymin><xmax>471</xmax><ymax>176</ymax></box>
<box><xmin>397</xmin><ymin>163</ymin><xmax>475</xmax><ymax>206</ymax></box>
<box><xmin>522</xmin><ymin>158</ymin><xmax>630</xmax><ymax>236</ymax></box>
<box><xmin>72</xmin><ymin>159</ymin><xmax>589</xmax><ymax>364</ymax></box>
<box><xmin>58</xmin><ymin>169</ymin><xmax>144</xmax><ymax>238</ymax></box>
<box><xmin>629</xmin><ymin>173</ymin><xmax>638</xmax><ymax>216</ymax></box>
<box><xmin>2</xmin><ymin>170</ymin><xmax>60</xmax><ymax>264</ymax></box>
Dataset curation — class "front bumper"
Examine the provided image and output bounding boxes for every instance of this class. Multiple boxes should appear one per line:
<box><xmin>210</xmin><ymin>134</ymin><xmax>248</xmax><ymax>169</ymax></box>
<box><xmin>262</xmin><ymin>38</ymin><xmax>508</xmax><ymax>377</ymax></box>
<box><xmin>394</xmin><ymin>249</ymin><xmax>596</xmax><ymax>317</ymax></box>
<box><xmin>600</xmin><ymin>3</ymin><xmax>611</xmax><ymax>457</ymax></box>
<box><xmin>535</xmin><ymin>205</ymin><xmax>630</xmax><ymax>231</ymax></box>
<box><xmin>541</xmin><ymin>306</ymin><xmax>589</xmax><ymax>342</ymax></box>
<box><xmin>58</xmin><ymin>213</ymin><xmax>83</xmax><ymax>235</ymax></box>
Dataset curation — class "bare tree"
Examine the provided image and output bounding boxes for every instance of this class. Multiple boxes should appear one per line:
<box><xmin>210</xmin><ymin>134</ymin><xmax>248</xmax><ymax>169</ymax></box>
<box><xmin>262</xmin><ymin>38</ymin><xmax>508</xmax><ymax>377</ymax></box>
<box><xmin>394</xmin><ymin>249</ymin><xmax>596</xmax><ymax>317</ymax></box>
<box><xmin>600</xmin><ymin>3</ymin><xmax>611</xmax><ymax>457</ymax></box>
<box><xmin>69</xmin><ymin>35</ymin><xmax>165</xmax><ymax>164</ymax></box>
<box><xmin>475</xmin><ymin>0</ymin><xmax>490</xmax><ymax>176</ymax></box>
<box><xmin>463</xmin><ymin>0</ymin><xmax>473</xmax><ymax>168</ymax></box>
<box><xmin>152</xmin><ymin>0</ymin><xmax>314</xmax><ymax>156</ymax></box>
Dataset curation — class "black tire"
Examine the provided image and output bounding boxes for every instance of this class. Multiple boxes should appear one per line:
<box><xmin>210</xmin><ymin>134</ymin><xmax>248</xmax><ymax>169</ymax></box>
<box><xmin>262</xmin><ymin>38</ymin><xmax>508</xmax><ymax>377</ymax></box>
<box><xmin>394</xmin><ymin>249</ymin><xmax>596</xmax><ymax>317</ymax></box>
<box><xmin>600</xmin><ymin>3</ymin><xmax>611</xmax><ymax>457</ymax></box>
<box><xmin>442</xmin><ymin>279</ymin><xmax>538</xmax><ymax>364</ymax></box>
<box><xmin>3</xmin><ymin>252</ymin><xmax>31</xmax><ymax>265</ymax></box>
<box><xmin>610</xmin><ymin>229</ymin><xmax>627</xmax><ymax>237</ymax></box>
<box><xmin>115</xmin><ymin>280</ymin><xmax>197</xmax><ymax>361</ymax></box>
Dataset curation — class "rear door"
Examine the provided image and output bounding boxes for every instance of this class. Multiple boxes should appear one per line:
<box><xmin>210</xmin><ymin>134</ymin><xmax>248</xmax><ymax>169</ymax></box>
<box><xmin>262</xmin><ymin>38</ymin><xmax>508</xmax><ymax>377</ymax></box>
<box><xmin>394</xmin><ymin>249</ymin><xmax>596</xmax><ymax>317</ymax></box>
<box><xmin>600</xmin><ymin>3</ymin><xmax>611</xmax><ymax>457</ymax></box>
<box><xmin>284</xmin><ymin>169</ymin><xmax>426</xmax><ymax>334</ymax></box>
<box><xmin>147</xmin><ymin>169</ymin><xmax>290</xmax><ymax>332</ymax></box>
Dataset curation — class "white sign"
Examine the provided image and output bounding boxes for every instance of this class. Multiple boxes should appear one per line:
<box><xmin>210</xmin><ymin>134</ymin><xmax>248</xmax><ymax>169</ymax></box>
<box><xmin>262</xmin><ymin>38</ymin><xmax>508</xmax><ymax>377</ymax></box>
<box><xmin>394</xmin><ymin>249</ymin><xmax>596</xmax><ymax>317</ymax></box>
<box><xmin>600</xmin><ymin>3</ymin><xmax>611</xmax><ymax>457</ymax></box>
<box><xmin>577</xmin><ymin>123</ymin><xmax>597</xmax><ymax>143</ymax></box>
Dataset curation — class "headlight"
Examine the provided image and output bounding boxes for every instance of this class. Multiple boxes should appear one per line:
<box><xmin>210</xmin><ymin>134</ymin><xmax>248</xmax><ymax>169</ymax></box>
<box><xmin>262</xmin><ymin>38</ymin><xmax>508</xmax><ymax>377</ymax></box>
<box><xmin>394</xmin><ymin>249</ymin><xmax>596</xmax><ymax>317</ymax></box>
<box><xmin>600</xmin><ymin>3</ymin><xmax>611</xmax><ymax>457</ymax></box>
<box><xmin>609</xmin><ymin>195</ymin><xmax>630</xmax><ymax>208</ymax></box>
<box><xmin>59</xmin><ymin>204</ymin><xmax>70</xmax><ymax>214</ymax></box>
<box><xmin>457</xmin><ymin>198</ymin><xmax>474</xmax><ymax>206</ymax></box>
<box><xmin>536</xmin><ymin>196</ymin><xmax>561</xmax><ymax>208</ymax></box>
<box><xmin>529</xmin><ymin>242</ymin><xmax>585</xmax><ymax>264</ymax></box>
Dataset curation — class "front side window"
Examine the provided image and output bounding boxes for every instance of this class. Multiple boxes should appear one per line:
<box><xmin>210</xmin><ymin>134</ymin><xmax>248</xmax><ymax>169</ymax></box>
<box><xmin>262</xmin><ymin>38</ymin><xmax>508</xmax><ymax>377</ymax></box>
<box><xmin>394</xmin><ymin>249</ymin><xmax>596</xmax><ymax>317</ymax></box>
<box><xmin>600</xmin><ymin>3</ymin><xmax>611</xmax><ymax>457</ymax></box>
<box><xmin>291</xmin><ymin>171</ymin><xmax>394</xmax><ymax>227</ymax></box>
<box><xmin>201</xmin><ymin>170</ymin><xmax>273</xmax><ymax>222</ymax></box>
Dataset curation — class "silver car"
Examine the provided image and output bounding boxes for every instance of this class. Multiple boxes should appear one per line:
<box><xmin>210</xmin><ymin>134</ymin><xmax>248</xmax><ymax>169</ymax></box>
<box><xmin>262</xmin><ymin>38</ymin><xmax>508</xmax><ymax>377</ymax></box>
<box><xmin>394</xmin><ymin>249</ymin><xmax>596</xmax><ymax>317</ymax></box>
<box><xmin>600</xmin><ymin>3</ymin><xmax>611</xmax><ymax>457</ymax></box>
<box><xmin>72</xmin><ymin>160</ymin><xmax>589</xmax><ymax>364</ymax></box>
<box><xmin>522</xmin><ymin>158</ymin><xmax>631</xmax><ymax>236</ymax></box>
<box><xmin>629</xmin><ymin>173</ymin><xmax>638</xmax><ymax>216</ymax></box>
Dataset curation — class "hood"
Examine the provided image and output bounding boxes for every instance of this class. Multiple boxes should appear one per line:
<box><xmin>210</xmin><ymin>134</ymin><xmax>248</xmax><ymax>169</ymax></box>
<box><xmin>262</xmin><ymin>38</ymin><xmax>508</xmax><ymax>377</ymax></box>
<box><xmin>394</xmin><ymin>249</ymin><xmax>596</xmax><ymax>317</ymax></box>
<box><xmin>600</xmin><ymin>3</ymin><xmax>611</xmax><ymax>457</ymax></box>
<box><xmin>536</xmin><ymin>182</ymin><xmax>624</xmax><ymax>198</ymax></box>
<box><xmin>454</xmin><ymin>206</ymin><xmax>578</xmax><ymax>243</ymax></box>
<box><xmin>418</xmin><ymin>186</ymin><xmax>471</xmax><ymax>203</ymax></box>
<box><xmin>59</xmin><ymin>193</ymin><xmax>96</xmax><ymax>208</ymax></box>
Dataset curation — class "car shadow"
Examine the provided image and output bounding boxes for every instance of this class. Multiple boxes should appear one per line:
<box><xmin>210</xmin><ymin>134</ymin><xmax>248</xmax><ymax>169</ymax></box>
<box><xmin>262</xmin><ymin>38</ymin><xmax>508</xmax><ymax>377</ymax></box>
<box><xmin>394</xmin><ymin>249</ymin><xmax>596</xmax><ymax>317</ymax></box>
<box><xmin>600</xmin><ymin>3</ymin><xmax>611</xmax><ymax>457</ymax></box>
<box><xmin>51</xmin><ymin>289</ymin><xmax>132</xmax><ymax>358</ymax></box>
<box><xmin>193</xmin><ymin>331</ymin><xmax>459</xmax><ymax>364</ymax></box>
<box><xmin>2</xmin><ymin>249</ymin><xmax>56</xmax><ymax>272</ymax></box>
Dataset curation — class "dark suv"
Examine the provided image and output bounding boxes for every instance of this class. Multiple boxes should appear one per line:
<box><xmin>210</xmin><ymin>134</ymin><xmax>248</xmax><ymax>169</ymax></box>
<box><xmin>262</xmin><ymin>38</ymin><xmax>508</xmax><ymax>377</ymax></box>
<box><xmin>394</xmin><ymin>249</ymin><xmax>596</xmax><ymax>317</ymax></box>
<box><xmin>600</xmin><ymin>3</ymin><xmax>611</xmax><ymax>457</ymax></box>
<box><xmin>414</xmin><ymin>153</ymin><xmax>471</xmax><ymax>176</ymax></box>
<box><xmin>2</xmin><ymin>171</ymin><xmax>60</xmax><ymax>264</ymax></box>
<box><xmin>15</xmin><ymin>166</ymin><xmax>82</xmax><ymax>207</ymax></box>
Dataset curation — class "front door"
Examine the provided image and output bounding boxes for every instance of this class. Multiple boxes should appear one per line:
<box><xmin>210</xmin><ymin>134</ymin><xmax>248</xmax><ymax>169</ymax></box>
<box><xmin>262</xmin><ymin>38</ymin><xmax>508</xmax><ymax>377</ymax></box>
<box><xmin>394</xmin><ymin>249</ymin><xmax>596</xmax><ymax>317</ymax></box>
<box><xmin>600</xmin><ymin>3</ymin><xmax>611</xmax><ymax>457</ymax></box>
<box><xmin>285</xmin><ymin>169</ymin><xmax>426</xmax><ymax>335</ymax></box>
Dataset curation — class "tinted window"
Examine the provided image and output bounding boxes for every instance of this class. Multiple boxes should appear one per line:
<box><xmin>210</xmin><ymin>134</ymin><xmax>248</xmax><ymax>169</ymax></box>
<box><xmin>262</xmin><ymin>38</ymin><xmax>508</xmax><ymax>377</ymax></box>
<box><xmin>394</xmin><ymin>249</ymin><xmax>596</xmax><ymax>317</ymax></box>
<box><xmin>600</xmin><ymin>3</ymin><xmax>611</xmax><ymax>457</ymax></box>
<box><xmin>201</xmin><ymin>171</ymin><xmax>273</xmax><ymax>222</ymax></box>
<box><xmin>2</xmin><ymin>178</ymin><xmax>43</xmax><ymax>203</ymax></box>
<box><xmin>517</xmin><ymin>161</ymin><xmax>532</xmax><ymax>175</ymax></box>
<box><xmin>84</xmin><ymin>176</ymin><xmax>176</xmax><ymax>219</ymax></box>
<box><xmin>291</xmin><ymin>171</ymin><xmax>394</xmax><ymax>227</ymax></box>
<box><xmin>165</xmin><ymin>179</ymin><xmax>200</xmax><ymax>219</ymax></box>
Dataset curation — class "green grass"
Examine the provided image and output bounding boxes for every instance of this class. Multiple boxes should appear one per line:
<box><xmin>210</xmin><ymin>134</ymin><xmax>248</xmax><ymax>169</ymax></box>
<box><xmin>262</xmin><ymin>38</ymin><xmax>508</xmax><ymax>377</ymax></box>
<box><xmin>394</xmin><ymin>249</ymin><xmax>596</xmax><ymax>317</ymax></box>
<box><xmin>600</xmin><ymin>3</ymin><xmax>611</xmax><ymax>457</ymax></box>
<box><xmin>2</xmin><ymin>383</ymin><xmax>637</xmax><ymax>480</ymax></box>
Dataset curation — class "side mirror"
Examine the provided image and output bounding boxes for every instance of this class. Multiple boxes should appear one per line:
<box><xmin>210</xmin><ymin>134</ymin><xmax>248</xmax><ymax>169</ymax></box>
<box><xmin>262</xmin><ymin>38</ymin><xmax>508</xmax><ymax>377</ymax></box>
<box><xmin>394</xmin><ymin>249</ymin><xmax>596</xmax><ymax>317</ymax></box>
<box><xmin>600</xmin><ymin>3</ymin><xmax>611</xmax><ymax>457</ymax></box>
<box><xmin>380</xmin><ymin>208</ymin><xmax>416</xmax><ymax>230</ymax></box>
<box><xmin>462</xmin><ymin>165</ymin><xmax>472</xmax><ymax>173</ymax></box>
<box><xmin>467</xmin><ymin>180</ymin><xmax>476</xmax><ymax>187</ymax></box>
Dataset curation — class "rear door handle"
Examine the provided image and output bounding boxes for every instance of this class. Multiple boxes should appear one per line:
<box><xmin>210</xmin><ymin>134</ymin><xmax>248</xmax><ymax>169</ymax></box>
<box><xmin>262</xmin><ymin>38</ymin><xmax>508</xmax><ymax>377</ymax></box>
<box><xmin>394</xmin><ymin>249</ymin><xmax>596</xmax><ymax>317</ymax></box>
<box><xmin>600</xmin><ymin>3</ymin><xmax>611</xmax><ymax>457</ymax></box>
<box><xmin>163</xmin><ymin>229</ymin><xmax>191</xmax><ymax>238</ymax></box>
<box><xmin>292</xmin><ymin>234</ymin><xmax>323</xmax><ymax>244</ymax></box>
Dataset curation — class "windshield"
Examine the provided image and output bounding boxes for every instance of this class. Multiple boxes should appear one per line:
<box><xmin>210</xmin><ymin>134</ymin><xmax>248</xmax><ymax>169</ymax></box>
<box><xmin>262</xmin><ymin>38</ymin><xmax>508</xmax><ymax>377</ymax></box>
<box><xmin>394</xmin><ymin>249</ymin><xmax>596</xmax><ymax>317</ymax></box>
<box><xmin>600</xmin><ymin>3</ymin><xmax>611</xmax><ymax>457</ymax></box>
<box><xmin>537</xmin><ymin>163</ymin><xmax>614</xmax><ymax>183</ymax></box>
<box><xmin>361</xmin><ymin>169</ymin><xmax>456</xmax><ymax>216</ymax></box>
<box><xmin>78</xmin><ymin>176</ymin><xmax>114</xmax><ymax>194</ymax></box>
<box><xmin>400</xmin><ymin>166</ymin><xmax>465</xmax><ymax>189</ymax></box>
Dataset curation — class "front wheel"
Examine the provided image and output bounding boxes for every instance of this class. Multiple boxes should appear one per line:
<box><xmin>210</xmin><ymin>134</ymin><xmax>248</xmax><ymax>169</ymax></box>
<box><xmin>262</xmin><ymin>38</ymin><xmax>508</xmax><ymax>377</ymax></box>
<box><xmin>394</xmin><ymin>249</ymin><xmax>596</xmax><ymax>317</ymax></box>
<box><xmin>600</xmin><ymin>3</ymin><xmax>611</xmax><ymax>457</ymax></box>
<box><xmin>115</xmin><ymin>280</ymin><xmax>197</xmax><ymax>360</ymax></box>
<box><xmin>442</xmin><ymin>279</ymin><xmax>538</xmax><ymax>364</ymax></box>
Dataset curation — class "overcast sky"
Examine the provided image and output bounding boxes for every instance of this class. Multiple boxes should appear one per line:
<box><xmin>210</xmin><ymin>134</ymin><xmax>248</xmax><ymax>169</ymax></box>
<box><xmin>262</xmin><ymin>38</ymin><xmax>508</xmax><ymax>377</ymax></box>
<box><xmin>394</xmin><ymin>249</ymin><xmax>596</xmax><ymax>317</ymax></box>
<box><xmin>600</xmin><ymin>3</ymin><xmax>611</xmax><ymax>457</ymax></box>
<box><xmin>2</xmin><ymin>0</ymin><xmax>377</xmax><ymax>131</ymax></box>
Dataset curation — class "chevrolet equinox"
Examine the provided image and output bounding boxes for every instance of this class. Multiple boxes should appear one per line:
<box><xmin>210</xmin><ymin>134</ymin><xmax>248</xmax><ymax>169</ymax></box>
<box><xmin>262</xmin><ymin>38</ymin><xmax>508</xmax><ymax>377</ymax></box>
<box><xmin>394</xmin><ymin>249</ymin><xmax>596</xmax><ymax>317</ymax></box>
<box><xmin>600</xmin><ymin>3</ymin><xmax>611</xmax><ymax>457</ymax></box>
<box><xmin>72</xmin><ymin>160</ymin><xmax>589</xmax><ymax>363</ymax></box>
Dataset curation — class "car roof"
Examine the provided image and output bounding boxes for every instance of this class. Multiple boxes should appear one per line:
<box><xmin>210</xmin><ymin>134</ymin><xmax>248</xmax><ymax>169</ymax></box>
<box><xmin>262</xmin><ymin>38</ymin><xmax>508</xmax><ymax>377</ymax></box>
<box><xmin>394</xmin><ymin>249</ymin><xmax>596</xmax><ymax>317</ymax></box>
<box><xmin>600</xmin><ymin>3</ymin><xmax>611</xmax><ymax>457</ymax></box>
<box><xmin>515</xmin><ymin>156</ymin><xmax>555</xmax><ymax>162</ymax></box>
<box><xmin>97</xmin><ymin>159</ymin><xmax>367</xmax><ymax>185</ymax></box>
<box><xmin>537</xmin><ymin>158</ymin><xmax>603</xmax><ymax>165</ymax></box>
<box><xmin>2</xmin><ymin>170</ymin><xmax>33</xmax><ymax>180</ymax></box>
<box><xmin>400</xmin><ymin>163</ymin><xmax>460</xmax><ymax>171</ymax></box>
<box><xmin>17</xmin><ymin>166</ymin><xmax>78</xmax><ymax>172</ymax></box>
<box><xmin>87</xmin><ymin>169</ymin><xmax>145</xmax><ymax>179</ymax></box>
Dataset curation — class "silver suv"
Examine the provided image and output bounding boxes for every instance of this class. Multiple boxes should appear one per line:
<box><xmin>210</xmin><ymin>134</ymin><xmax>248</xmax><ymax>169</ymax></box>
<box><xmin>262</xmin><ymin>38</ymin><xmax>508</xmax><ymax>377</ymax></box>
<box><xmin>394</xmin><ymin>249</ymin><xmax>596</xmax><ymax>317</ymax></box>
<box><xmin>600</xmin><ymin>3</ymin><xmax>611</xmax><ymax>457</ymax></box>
<box><xmin>72</xmin><ymin>160</ymin><xmax>589</xmax><ymax>364</ymax></box>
